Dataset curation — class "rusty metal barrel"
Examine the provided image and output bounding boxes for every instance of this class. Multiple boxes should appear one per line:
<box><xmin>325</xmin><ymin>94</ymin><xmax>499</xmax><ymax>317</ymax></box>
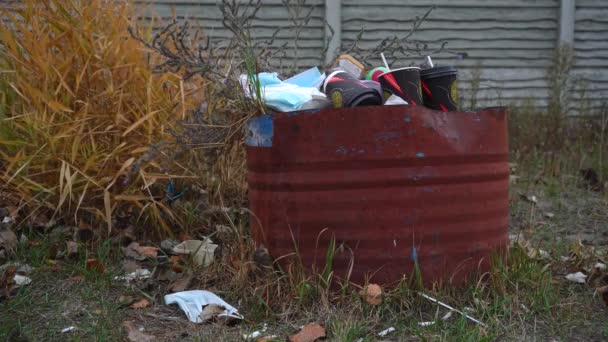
<box><xmin>245</xmin><ymin>105</ymin><xmax>509</xmax><ymax>286</ymax></box>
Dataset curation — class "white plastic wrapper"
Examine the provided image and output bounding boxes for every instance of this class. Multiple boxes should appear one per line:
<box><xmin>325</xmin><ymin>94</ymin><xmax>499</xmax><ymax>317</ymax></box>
<box><xmin>164</xmin><ymin>290</ymin><xmax>243</xmax><ymax>323</ymax></box>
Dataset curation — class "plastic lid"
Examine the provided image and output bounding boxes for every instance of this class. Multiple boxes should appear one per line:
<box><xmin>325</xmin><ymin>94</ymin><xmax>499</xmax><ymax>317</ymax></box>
<box><xmin>420</xmin><ymin>66</ymin><xmax>457</xmax><ymax>79</ymax></box>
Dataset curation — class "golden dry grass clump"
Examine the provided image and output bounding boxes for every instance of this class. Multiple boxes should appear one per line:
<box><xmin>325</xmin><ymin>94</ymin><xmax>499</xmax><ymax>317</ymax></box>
<box><xmin>0</xmin><ymin>0</ymin><xmax>200</xmax><ymax>234</ymax></box>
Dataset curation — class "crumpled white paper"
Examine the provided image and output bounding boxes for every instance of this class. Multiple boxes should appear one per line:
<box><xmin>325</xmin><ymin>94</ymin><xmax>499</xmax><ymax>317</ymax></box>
<box><xmin>172</xmin><ymin>239</ymin><xmax>218</xmax><ymax>267</ymax></box>
<box><xmin>164</xmin><ymin>290</ymin><xmax>243</xmax><ymax>323</ymax></box>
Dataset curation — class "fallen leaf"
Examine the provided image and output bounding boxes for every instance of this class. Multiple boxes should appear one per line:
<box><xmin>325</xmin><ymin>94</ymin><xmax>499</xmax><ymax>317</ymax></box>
<box><xmin>122</xmin><ymin>242</ymin><xmax>158</xmax><ymax>260</ymax></box>
<box><xmin>70</xmin><ymin>275</ymin><xmax>85</xmax><ymax>282</ymax></box>
<box><xmin>29</xmin><ymin>240</ymin><xmax>41</xmax><ymax>248</ymax></box>
<box><xmin>359</xmin><ymin>284</ymin><xmax>382</xmax><ymax>305</ymax></box>
<box><xmin>66</xmin><ymin>241</ymin><xmax>78</xmax><ymax>257</ymax></box>
<box><xmin>199</xmin><ymin>304</ymin><xmax>226</xmax><ymax>322</ymax></box>
<box><xmin>119</xmin><ymin>295</ymin><xmax>136</xmax><ymax>306</ymax></box>
<box><xmin>86</xmin><ymin>259</ymin><xmax>105</xmax><ymax>273</ymax></box>
<box><xmin>289</xmin><ymin>323</ymin><xmax>326</xmax><ymax>342</ymax></box>
<box><xmin>597</xmin><ymin>286</ymin><xmax>608</xmax><ymax>306</ymax></box>
<box><xmin>135</xmin><ymin>246</ymin><xmax>158</xmax><ymax>259</ymax></box>
<box><xmin>130</xmin><ymin>298</ymin><xmax>151</xmax><ymax>309</ymax></box>
<box><xmin>565</xmin><ymin>272</ymin><xmax>587</xmax><ymax>284</ymax></box>
<box><xmin>0</xmin><ymin>228</ymin><xmax>17</xmax><ymax>252</ymax></box>
<box><xmin>124</xmin><ymin>321</ymin><xmax>155</xmax><ymax>342</ymax></box>
<box><xmin>170</xmin><ymin>255</ymin><xmax>185</xmax><ymax>273</ymax></box>
<box><xmin>168</xmin><ymin>270</ymin><xmax>193</xmax><ymax>292</ymax></box>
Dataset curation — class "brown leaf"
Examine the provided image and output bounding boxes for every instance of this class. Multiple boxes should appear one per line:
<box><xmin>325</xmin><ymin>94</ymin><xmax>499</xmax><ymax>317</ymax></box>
<box><xmin>0</xmin><ymin>228</ymin><xmax>17</xmax><ymax>252</ymax></box>
<box><xmin>86</xmin><ymin>258</ymin><xmax>105</xmax><ymax>273</ymax></box>
<box><xmin>130</xmin><ymin>298</ymin><xmax>151</xmax><ymax>309</ymax></box>
<box><xmin>359</xmin><ymin>284</ymin><xmax>383</xmax><ymax>305</ymax></box>
<box><xmin>597</xmin><ymin>286</ymin><xmax>608</xmax><ymax>306</ymax></box>
<box><xmin>168</xmin><ymin>270</ymin><xmax>193</xmax><ymax>292</ymax></box>
<box><xmin>66</xmin><ymin>241</ymin><xmax>78</xmax><ymax>257</ymax></box>
<box><xmin>119</xmin><ymin>295</ymin><xmax>136</xmax><ymax>306</ymax></box>
<box><xmin>70</xmin><ymin>275</ymin><xmax>85</xmax><ymax>282</ymax></box>
<box><xmin>170</xmin><ymin>255</ymin><xmax>185</xmax><ymax>273</ymax></box>
<box><xmin>135</xmin><ymin>246</ymin><xmax>158</xmax><ymax>259</ymax></box>
<box><xmin>122</xmin><ymin>242</ymin><xmax>158</xmax><ymax>261</ymax></box>
<box><xmin>124</xmin><ymin>321</ymin><xmax>155</xmax><ymax>342</ymax></box>
<box><xmin>199</xmin><ymin>304</ymin><xmax>225</xmax><ymax>322</ymax></box>
<box><xmin>289</xmin><ymin>323</ymin><xmax>326</xmax><ymax>342</ymax></box>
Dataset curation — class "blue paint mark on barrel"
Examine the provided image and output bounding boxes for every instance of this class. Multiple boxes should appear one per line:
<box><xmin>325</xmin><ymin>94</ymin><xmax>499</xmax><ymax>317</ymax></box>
<box><xmin>245</xmin><ymin>115</ymin><xmax>273</xmax><ymax>147</ymax></box>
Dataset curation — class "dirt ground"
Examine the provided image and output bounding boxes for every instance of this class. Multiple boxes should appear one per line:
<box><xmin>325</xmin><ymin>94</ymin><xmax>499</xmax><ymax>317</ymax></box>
<box><xmin>1</xmin><ymin>169</ymin><xmax>608</xmax><ymax>342</ymax></box>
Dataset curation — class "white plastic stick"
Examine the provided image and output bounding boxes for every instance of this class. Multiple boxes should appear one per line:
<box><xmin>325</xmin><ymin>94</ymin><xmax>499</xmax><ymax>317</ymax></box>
<box><xmin>425</xmin><ymin>56</ymin><xmax>434</xmax><ymax>68</ymax></box>
<box><xmin>417</xmin><ymin>292</ymin><xmax>486</xmax><ymax>326</ymax></box>
<box><xmin>381</xmin><ymin>53</ymin><xmax>389</xmax><ymax>70</ymax></box>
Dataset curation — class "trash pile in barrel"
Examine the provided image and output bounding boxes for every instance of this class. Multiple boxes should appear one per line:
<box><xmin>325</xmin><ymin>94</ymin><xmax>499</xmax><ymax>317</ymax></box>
<box><xmin>239</xmin><ymin>53</ymin><xmax>458</xmax><ymax>113</ymax></box>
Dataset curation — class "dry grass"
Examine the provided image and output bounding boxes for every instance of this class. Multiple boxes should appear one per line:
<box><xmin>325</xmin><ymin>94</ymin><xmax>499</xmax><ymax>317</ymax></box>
<box><xmin>0</xmin><ymin>0</ymin><xmax>204</xmax><ymax>235</ymax></box>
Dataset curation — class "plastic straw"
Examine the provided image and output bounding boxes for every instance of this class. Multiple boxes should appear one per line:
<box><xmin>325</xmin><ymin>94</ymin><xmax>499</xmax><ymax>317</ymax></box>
<box><xmin>425</xmin><ymin>56</ymin><xmax>434</xmax><ymax>68</ymax></box>
<box><xmin>381</xmin><ymin>53</ymin><xmax>389</xmax><ymax>70</ymax></box>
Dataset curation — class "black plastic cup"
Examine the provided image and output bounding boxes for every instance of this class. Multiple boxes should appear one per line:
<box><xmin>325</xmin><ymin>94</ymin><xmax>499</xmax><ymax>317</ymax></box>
<box><xmin>322</xmin><ymin>69</ymin><xmax>383</xmax><ymax>108</ymax></box>
<box><xmin>420</xmin><ymin>66</ymin><xmax>458</xmax><ymax>112</ymax></box>
<box><xmin>377</xmin><ymin>67</ymin><xmax>423</xmax><ymax>106</ymax></box>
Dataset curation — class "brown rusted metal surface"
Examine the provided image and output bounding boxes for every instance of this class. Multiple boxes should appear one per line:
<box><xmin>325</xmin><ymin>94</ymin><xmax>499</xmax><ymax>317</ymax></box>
<box><xmin>245</xmin><ymin>105</ymin><xmax>509</xmax><ymax>286</ymax></box>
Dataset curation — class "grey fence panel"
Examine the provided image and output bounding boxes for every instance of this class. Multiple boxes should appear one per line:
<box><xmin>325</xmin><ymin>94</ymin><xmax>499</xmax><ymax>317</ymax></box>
<box><xmin>136</xmin><ymin>0</ymin><xmax>326</xmax><ymax>73</ymax></box>
<box><xmin>342</xmin><ymin>0</ymin><xmax>560</xmax><ymax>109</ymax></box>
<box><xmin>573</xmin><ymin>0</ymin><xmax>608</xmax><ymax>112</ymax></box>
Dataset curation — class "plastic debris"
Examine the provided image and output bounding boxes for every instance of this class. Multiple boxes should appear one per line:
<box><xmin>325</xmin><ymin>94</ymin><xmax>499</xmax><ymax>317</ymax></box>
<box><xmin>594</xmin><ymin>263</ymin><xmax>607</xmax><ymax>272</ymax></box>
<box><xmin>61</xmin><ymin>326</ymin><xmax>76</xmax><ymax>333</ymax></box>
<box><xmin>377</xmin><ymin>327</ymin><xmax>395</xmax><ymax>337</ymax></box>
<box><xmin>418</xmin><ymin>321</ymin><xmax>435</xmax><ymax>327</ymax></box>
<box><xmin>243</xmin><ymin>324</ymin><xmax>267</xmax><ymax>341</ymax></box>
<box><xmin>114</xmin><ymin>269</ymin><xmax>152</xmax><ymax>283</ymax></box>
<box><xmin>284</xmin><ymin>67</ymin><xmax>325</xmax><ymax>88</ymax></box>
<box><xmin>384</xmin><ymin>94</ymin><xmax>408</xmax><ymax>105</ymax></box>
<box><xmin>13</xmin><ymin>274</ymin><xmax>32</xmax><ymax>286</ymax></box>
<box><xmin>418</xmin><ymin>292</ymin><xmax>486</xmax><ymax>326</ymax></box>
<box><xmin>565</xmin><ymin>272</ymin><xmax>587</xmax><ymax>284</ymax></box>
<box><xmin>239</xmin><ymin>72</ymin><xmax>329</xmax><ymax>112</ymax></box>
<box><xmin>172</xmin><ymin>239</ymin><xmax>218</xmax><ymax>267</ymax></box>
<box><xmin>164</xmin><ymin>290</ymin><xmax>243</xmax><ymax>323</ymax></box>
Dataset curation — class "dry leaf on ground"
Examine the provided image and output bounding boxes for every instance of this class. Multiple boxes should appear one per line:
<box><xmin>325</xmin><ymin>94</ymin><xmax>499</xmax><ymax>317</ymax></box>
<box><xmin>70</xmin><ymin>275</ymin><xmax>85</xmax><ymax>282</ymax></box>
<box><xmin>0</xmin><ymin>228</ymin><xmax>17</xmax><ymax>252</ymax></box>
<box><xmin>66</xmin><ymin>241</ymin><xmax>78</xmax><ymax>257</ymax></box>
<box><xmin>168</xmin><ymin>270</ymin><xmax>193</xmax><ymax>292</ymax></box>
<box><xmin>289</xmin><ymin>323</ymin><xmax>326</xmax><ymax>342</ymax></box>
<box><xmin>123</xmin><ymin>242</ymin><xmax>158</xmax><ymax>260</ymax></box>
<box><xmin>124</xmin><ymin>321</ymin><xmax>155</xmax><ymax>342</ymax></box>
<box><xmin>597</xmin><ymin>286</ymin><xmax>608</xmax><ymax>306</ymax></box>
<box><xmin>199</xmin><ymin>304</ymin><xmax>226</xmax><ymax>322</ymax></box>
<box><xmin>359</xmin><ymin>284</ymin><xmax>383</xmax><ymax>305</ymax></box>
<box><xmin>130</xmin><ymin>298</ymin><xmax>151</xmax><ymax>309</ymax></box>
<box><xmin>136</xmin><ymin>246</ymin><xmax>158</xmax><ymax>259</ymax></box>
<box><xmin>86</xmin><ymin>259</ymin><xmax>105</xmax><ymax>273</ymax></box>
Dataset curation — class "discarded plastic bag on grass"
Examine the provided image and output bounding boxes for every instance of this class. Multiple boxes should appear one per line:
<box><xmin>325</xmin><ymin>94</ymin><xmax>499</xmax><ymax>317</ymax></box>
<box><xmin>172</xmin><ymin>239</ymin><xmax>217</xmax><ymax>267</ymax></box>
<box><xmin>164</xmin><ymin>290</ymin><xmax>243</xmax><ymax>323</ymax></box>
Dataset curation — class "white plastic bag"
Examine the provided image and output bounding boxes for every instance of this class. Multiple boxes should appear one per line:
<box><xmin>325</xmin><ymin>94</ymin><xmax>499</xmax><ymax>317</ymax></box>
<box><xmin>164</xmin><ymin>290</ymin><xmax>243</xmax><ymax>323</ymax></box>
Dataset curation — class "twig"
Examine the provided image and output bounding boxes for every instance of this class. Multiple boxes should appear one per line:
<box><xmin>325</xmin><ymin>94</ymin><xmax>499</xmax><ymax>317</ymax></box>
<box><xmin>417</xmin><ymin>292</ymin><xmax>486</xmax><ymax>327</ymax></box>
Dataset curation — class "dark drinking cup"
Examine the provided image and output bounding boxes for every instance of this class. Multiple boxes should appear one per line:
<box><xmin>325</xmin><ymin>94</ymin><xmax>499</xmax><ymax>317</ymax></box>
<box><xmin>420</xmin><ymin>66</ymin><xmax>458</xmax><ymax>112</ymax></box>
<box><xmin>378</xmin><ymin>67</ymin><xmax>423</xmax><ymax>106</ymax></box>
<box><xmin>323</xmin><ymin>69</ymin><xmax>383</xmax><ymax>108</ymax></box>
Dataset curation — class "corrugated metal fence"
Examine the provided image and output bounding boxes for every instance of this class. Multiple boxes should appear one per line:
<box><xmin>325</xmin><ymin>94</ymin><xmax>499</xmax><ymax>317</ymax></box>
<box><xmin>2</xmin><ymin>0</ymin><xmax>606</xmax><ymax>112</ymax></box>
<box><xmin>137</xmin><ymin>0</ymin><xmax>607</xmax><ymax>112</ymax></box>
